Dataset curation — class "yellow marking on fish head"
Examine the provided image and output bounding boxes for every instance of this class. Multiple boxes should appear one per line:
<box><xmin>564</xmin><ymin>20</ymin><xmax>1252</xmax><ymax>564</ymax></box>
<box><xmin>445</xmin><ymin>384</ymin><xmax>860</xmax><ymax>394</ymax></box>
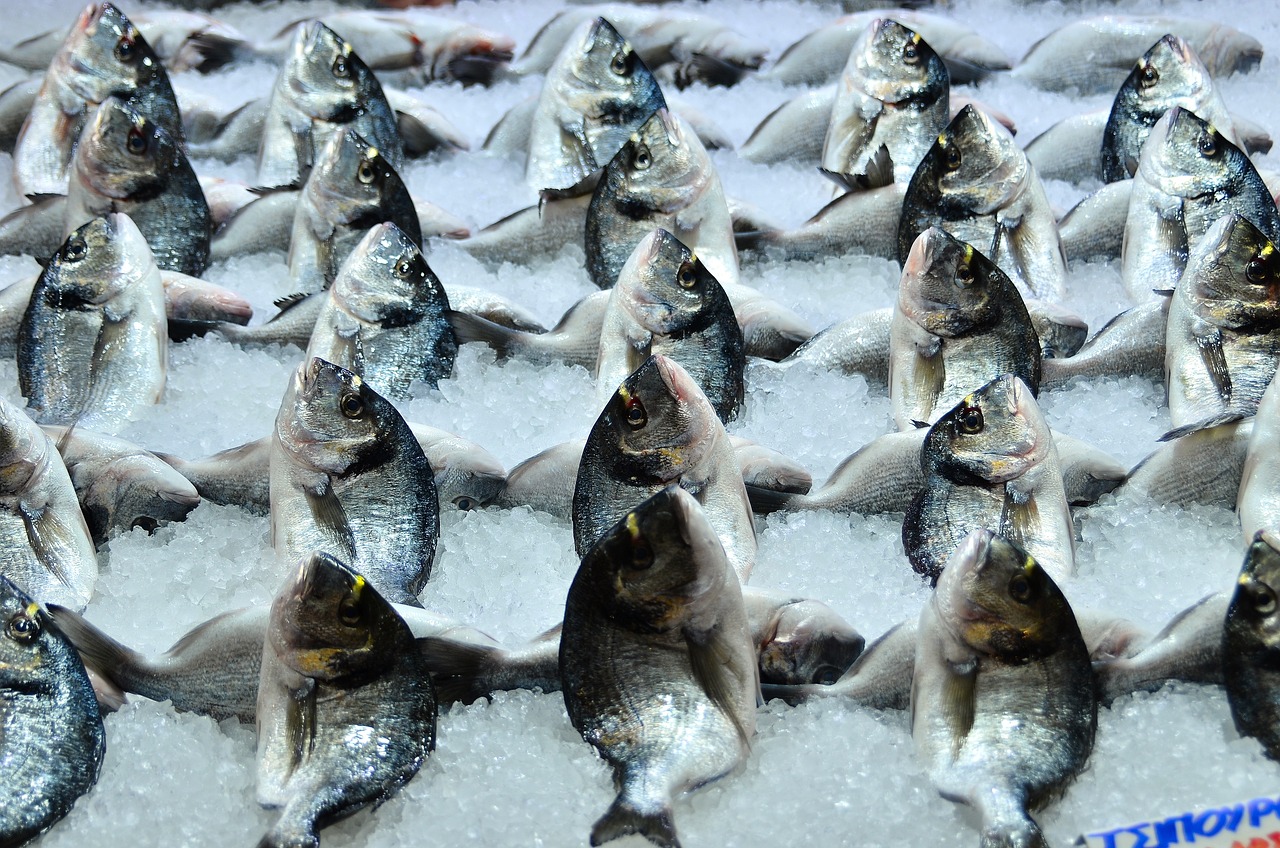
<box><xmin>625</xmin><ymin>512</ymin><xmax>641</xmax><ymax>542</ymax></box>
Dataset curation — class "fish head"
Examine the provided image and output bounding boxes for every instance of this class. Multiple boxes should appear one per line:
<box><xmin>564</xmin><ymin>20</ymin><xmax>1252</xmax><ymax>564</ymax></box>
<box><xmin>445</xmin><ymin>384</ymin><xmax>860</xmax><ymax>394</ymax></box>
<box><xmin>285</xmin><ymin>22</ymin><xmax>370</xmax><ymax>122</ymax></box>
<box><xmin>852</xmin><ymin>19</ymin><xmax>948</xmax><ymax>105</ymax></box>
<box><xmin>934</xmin><ymin>529</ymin><xmax>1074</xmax><ymax>662</ymax></box>
<box><xmin>927</xmin><ymin>374</ymin><xmax>1048</xmax><ymax>484</ymax></box>
<box><xmin>921</xmin><ymin>104</ymin><xmax>1023</xmax><ymax>213</ymax></box>
<box><xmin>604</xmin><ymin>109</ymin><xmax>703</xmax><ymax>216</ymax></box>
<box><xmin>75</xmin><ymin>96</ymin><xmax>172</xmax><ymax>201</ymax></box>
<box><xmin>1197</xmin><ymin>23</ymin><xmax>1264</xmax><ymax>75</ymax></box>
<box><xmin>440</xmin><ymin>23</ymin><xmax>516</xmax><ymax>85</ymax></box>
<box><xmin>270</xmin><ymin>550</ymin><xmax>403</xmax><ymax>680</ymax></box>
<box><xmin>616</xmin><ymin>229</ymin><xmax>720</xmax><ymax>336</ymax></box>
<box><xmin>1187</xmin><ymin>214</ymin><xmax>1280</xmax><ymax>329</ymax></box>
<box><xmin>333</xmin><ymin>222</ymin><xmax>438</xmax><ymax>325</ymax></box>
<box><xmin>900</xmin><ymin>228</ymin><xmax>1005</xmax><ymax>338</ymax></box>
<box><xmin>567</xmin><ymin>17</ymin><xmax>666</xmax><ymax>117</ymax></box>
<box><xmin>276</xmin><ymin>357</ymin><xmax>398</xmax><ymax>475</ymax></box>
<box><xmin>756</xmin><ymin>599</ymin><xmax>864</xmax><ymax>686</ymax></box>
<box><xmin>308</xmin><ymin>129</ymin><xmax>406</xmax><ymax>221</ymax></box>
<box><xmin>0</xmin><ymin>574</ymin><xmax>58</xmax><ymax>677</ymax></box>
<box><xmin>61</xmin><ymin>3</ymin><xmax>166</xmax><ymax>97</ymax></box>
<box><xmin>1229</xmin><ymin>530</ymin><xmax>1280</xmax><ymax>653</ymax></box>
<box><xmin>1140</xmin><ymin>106</ymin><xmax>1241</xmax><ymax>198</ymax></box>
<box><xmin>81</xmin><ymin>453</ymin><xmax>199</xmax><ymax>540</ymax></box>
<box><xmin>1130</xmin><ymin>35</ymin><xmax>1213</xmax><ymax>112</ymax></box>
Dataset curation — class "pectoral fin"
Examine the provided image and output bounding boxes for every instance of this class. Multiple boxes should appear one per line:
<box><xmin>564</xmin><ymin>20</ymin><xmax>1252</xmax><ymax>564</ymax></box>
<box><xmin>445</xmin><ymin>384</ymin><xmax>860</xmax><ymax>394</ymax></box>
<box><xmin>685</xmin><ymin>627</ymin><xmax>752</xmax><ymax>746</ymax></box>
<box><xmin>1194</xmin><ymin>328</ymin><xmax>1232</xmax><ymax>404</ymax></box>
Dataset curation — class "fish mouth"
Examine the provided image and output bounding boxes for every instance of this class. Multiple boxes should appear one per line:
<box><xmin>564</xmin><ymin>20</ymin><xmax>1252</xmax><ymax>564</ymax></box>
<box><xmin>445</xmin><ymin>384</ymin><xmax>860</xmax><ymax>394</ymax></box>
<box><xmin>1162</xmin><ymin>34</ymin><xmax>1193</xmax><ymax>64</ymax></box>
<box><xmin>652</xmin><ymin>354</ymin><xmax>692</xmax><ymax>403</ymax></box>
<box><xmin>937</xmin><ymin>529</ymin><xmax>996</xmax><ymax>624</ymax></box>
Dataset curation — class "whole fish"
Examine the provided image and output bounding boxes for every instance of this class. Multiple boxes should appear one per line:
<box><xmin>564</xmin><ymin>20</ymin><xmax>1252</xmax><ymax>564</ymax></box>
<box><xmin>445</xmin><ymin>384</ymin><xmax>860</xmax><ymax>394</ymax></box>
<box><xmin>288</xmin><ymin>128</ymin><xmax>421</xmax><ymax>296</ymax></box>
<box><xmin>306</xmin><ymin>222</ymin><xmax>455</xmax><ymax>400</ymax></box>
<box><xmin>19</xmin><ymin>214</ymin><xmax>166</xmax><ymax>433</ymax></box>
<box><xmin>912</xmin><ymin>529</ymin><xmax>1094</xmax><ymax>848</ymax></box>
<box><xmin>270</xmin><ymin>357</ymin><xmax>439</xmax><ymax>606</ymax></box>
<box><xmin>1165</xmin><ymin>214</ymin><xmax>1280</xmax><ymax>430</ymax></box>
<box><xmin>902</xmin><ymin>374</ymin><xmax>1073</xmax><ymax>584</ymax></box>
<box><xmin>1224</xmin><ymin>531</ymin><xmax>1280</xmax><ymax>760</ymax></box>
<box><xmin>574</xmin><ymin>354</ymin><xmax>756</xmax><ymax>582</ymax></box>
<box><xmin>597</xmin><ymin>228</ymin><xmax>744</xmax><ymax>422</ymax></box>
<box><xmin>257</xmin><ymin>21</ymin><xmax>402</xmax><ymax>188</ymax></box>
<box><xmin>13</xmin><ymin>2</ymin><xmax>182</xmax><ymax>198</ymax></box>
<box><xmin>561</xmin><ymin>485</ymin><xmax>757</xmax><ymax>848</ymax></box>
<box><xmin>1122</xmin><ymin>107</ymin><xmax>1280</xmax><ymax>303</ymax></box>
<box><xmin>587</xmin><ymin>108</ymin><xmax>739</xmax><ymax>289</ymax></box>
<box><xmin>889</xmin><ymin>228</ymin><xmax>1040</xmax><ymax>431</ymax></box>
<box><xmin>256</xmin><ymin>551</ymin><xmax>435</xmax><ymax>848</ymax></box>
<box><xmin>1238</xmin><ymin>370</ymin><xmax>1280</xmax><ymax>544</ymax></box>
<box><xmin>65</xmin><ymin>96</ymin><xmax>210</xmax><ymax>276</ymax></box>
<box><xmin>821</xmin><ymin>19</ymin><xmax>949</xmax><ymax>191</ymax></box>
<box><xmin>0</xmin><ymin>574</ymin><xmax>104</xmax><ymax>846</ymax></box>
<box><xmin>525</xmin><ymin>17</ymin><xmax>666</xmax><ymax>192</ymax></box>
<box><xmin>0</xmin><ymin>397</ymin><xmax>98</xmax><ymax>611</ymax></box>
<box><xmin>898</xmin><ymin>104</ymin><xmax>1065</xmax><ymax>301</ymax></box>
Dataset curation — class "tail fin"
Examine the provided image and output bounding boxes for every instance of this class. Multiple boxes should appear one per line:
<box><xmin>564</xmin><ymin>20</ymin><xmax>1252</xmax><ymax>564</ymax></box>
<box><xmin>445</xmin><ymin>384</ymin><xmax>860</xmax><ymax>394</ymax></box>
<box><xmin>417</xmin><ymin>636</ymin><xmax>505</xmax><ymax>705</ymax></box>
<box><xmin>46</xmin><ymin>604</ymin><xmax>143</xmax><ymax>697</ymax></box>
<box><xmin>590</xmin><ymin>798</ymin><xmax>680</xmax><ymax>848</ymax></box>
<box><xmin>745</xmin><ymin>484</ymin><xmax>799</xmax><ymax>515</ymax></box>
<box><xmin>448</xmin><ymin>310</ymin><xmax>528</xmax><ymax>359</ymax></box>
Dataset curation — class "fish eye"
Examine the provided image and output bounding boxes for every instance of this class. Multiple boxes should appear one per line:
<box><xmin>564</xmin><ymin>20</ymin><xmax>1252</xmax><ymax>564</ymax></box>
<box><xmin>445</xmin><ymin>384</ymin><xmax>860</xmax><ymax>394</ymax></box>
<box><xmin>902</xmin><ymin>42</ymin><xmax>919</xmax><ymax>65</ymax></box>
<box><xmin>677</xmin><ymin>262</ymin><xmax>697</xmax><ymax>289</ymax></box>
<box><xmin>338</xmin><ymin>596</ymin><xmax>362</xmax><ymax>626</ymax></box>
<box><xmin>332</xmin><ymin>55</ymin><xmax>350</xmax><ymax>79</ymax></box>
<box><xmin>955</xmin><ymin>264</ymin><xmax>973</xmax><ymax>285</ymax></box>
<box><xmin>944</xmin><ymin>146</ymin><xmax>962</xmax><ymax>171</ymax></box>
<box><xmin>1008</xmin><ymin>573</ymin><xmax>1033</xmax><ymax>604</ymax></box>
<box><xmin>630</xmin><ymin>538</ymin><xmax>654</xmax><ymax>570</ymax></box>
<box><xmin>815</xmin><ymin>667</ymin><xmax>841</xmax><ymax>685</ymax></box>
<box><xmin>1247</xmin><ymin>256</ymin><xmax>1270</xmax><ymax>283</ymax></box>
<box><xmin>6</xmin><ymin>614</ymin><xmax>39</xmax><ymax>644</ymax></box>
<box><xmin>1138</xmin><ymin>64</ymin><xmax>1158</xmax><ymax>89</ymax></box>
<box><xmin>1198</xmin><ymin>133</ymin><xmax>1218</xmax><ymax>157</ymax></box>
<box><xmin>132</xmin><ymin>516</ymin><xmax>159</xmax><ymax>533</ymax></box>
<box><xmin>393</xmin><ymin>256</ymin><xmax>414</xmax><ymax>278</ymax></box>
<box><xmin>126</xmin><ymin>126</ymin><xmax>148</xmax><ymax>156</ymax></box>
<box><xmin>632</xmin><ymin>144</ymin><xmax>652</xmax><ymax>172</ymax></box>
<box><xmin>115</xmin><ymin>35</ymin><xmax>136</xmax><ymax>63</ymax></box>
<box><xmin>357</xmin><ymin>161</ymin><xmax>376</xmax><ymax>184</ymax></box>
<box><xmin>453</xmin><ymin>495</ymin><xmax>477</xmax><ymax>511</ymax></box>
<box><xmin>956</xmin><ymin>405</ymin><xmax>984</xmax><ymax>434</ymax></box>
<box><xmin>1250</xmin><ymin>583</ymin><xmax>1278</xmax><ymax>616</ymax></box>
<box><xmin>623</xmin><ymin>396</ymin><xmax>647</xmax><ymax>430</ymax></box>
<box><xmin>610</xmin><ymin>50</ymin><xmax>631</xmax><ymax>76</ymax></box>
<box><xmin>339</xmin><ymin>391</ymin><xmax>364</xmax><ymax>419</ymax></box>
<box><xmin>63</xmin><ymin>236</ymin><xmax>87</xmax><ymax>263</ymax></box>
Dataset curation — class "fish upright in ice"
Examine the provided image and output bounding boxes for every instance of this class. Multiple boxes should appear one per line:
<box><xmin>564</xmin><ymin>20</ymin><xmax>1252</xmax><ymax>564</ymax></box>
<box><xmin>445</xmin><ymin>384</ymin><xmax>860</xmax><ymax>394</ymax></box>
<box><xmin>1122</xmin><ymin>107</ymin><xmax>1280</xmax><ymax>302</ymax></box>
<box><xmin>596</xmin><ymin>228</ymin><xmax>744</xmax><ymax>422</ymax></box>
<box><xmin>1239</xmin><ymin>378</ymin><xmax>1280</xmax><ymax>545</ymax></box>
<box><xmin>0</xmin><ymin>574</ymin><xmax>104</xmax><ymax>847</ymax></box>
<box><xmin>1165</xmin><ymin>214</ymin><xmax>1280</xmax><ymax>432</ymax></box>
<box><xmin>821</xmin><ymin>19</ymin><xmax>949</xmax><ymax>192</ymax></box>
<box><xmin>288</xmin><ymin>128</ymin><xmax>421</xmax><ymax>296</ymax></box>
<box><xmin>65</xmin><ymin>96</ymin><xmax>210</xmax><ymax>276</ymax></box>
<box><xmin>257</xmin><ymin>21</ymin><xmax>402</xmax><ymax>189</ymax></box>
<box><xmin>890</xmin><ymin>228</ymin><xmax>1040</xmax><ymax>431</ymax></box>
<box><xmin>912</xmin><ymin>530</ymin><xmax>1094</xmax><ymax>848</ymax></box>
<box><xmin>525</xmin><ymin>17</ymin><xmax>666</xmax><ymax>192</ymax></box>
<box><xmin>574</xmin><ymin>354</ymin><xmax>756</xmax><ymax>582</ymax></box>
<box><xmin>0</xmin><ymin>398</ymin><xmax>97</xmax><ymax>611</ymax></box>
<box><xmin>561</xmin><ymin>485</ymin><xmax>757</xmax><ymax>848</ymax></box>
<box><xmin>1101</xmin><ymin>34</ymin><xmax>1236</xmax><ymax>183</ymax></box>
<box><xmin>270</xmin><ymin>357</ymin><xmax>439</xmax><ymax>607</ymax></box>
<box><xmin>903</xmin><ymin>374</ymin><xmax>1073</xmax><ymax>585</ymax></box>
<box><xmin>19</xmin><ymin>214</ymin><xmax>166</xmax><ymax>433</ymax></box>
<box><xmin>13</xmin><ymin>2</ymin><xmax>182</xmax><ymax>199</ymax></box>
<box><xmin>587</xmin><ymin>107</ymin><xmax>738</xmax><ymax>289</ymax></box>
<box><xmin>306</xmin><ymin>222</ymin><xmax>455</xmax><ymax>400</ymax></box>
<box><xmin>256</xmin><ymin>551</ymin><xmax>436</xmax><ymax>848</ymax></box>
<box><xmin>898</xmin><ymin>105</ymin><xmax>1065</xmax><ymax>301</ymax></box>
<box><xmin>1224</xmin><ymin>531</ymin><xmax>1280</xmax><ymax>761</ymax></box>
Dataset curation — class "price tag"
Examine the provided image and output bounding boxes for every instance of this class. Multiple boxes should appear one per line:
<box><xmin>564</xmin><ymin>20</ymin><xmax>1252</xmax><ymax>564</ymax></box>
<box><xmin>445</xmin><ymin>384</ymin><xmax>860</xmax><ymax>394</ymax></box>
<box><xmin>1080</xmin><ymin>794</ymin><xmax>1280</xmax><ymax>848</ymax></box>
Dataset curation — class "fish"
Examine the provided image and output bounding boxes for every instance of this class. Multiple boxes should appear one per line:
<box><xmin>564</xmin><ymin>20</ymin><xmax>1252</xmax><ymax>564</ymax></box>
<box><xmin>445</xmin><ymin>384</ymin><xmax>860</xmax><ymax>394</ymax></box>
<box><xmin>256</xmin><ymin>551</ymin><xmax>435</xmax><ymax>848</ymax></box>
<box><xmin>1122</xmin><ymin>107</ymin><xmax>1280</xmax><ymax>303</ymax></box>
<box><xmin>1121</xmin><ymin>417</ymin><xmax>1251</xmax><ymax>509</ymax></box>
<box><xmin>821</xmin><ymin>19</ymin><xmax>949</xmax><ymax>191</ymax></box>
<box><xmin>525</xmin><ymin>17</ymin><xmax>666</xmax><ymax>192</ymax></box>
<box><xmin>902</xmin><ymin>374</ymin><xmax>1073</xmax><ymax>584</ymax></box>
<box><xmin>1238</xmin><ymin>376</ymin><xmax>1280</xmax><ymax>544</ymax></box>
<box><xmin>13</xmin><ymin>2</ymin><xmax>182</xmax><ymax>198</ymax></box>
<box><xmin>256</xmin><ymin>21</ymin><xmax>402</xmax><ymax>188</ymax></box>
<box><xmin>573</xmin><ymin>354</ymin><xmax>757</xmax><ymax>582</ymax></box>
<box><xmin>0</xmin><ymin>574</ymin><xmax>104</xmax><ymax>846</ymax></box>
<box><xmin>1057</xmin><ymin>180</ymin><xmax>1133</xmax><ymax>264</ymax></box>
<box><xmin>1164</xmin><ymin>214</ymin><xmax>1280</xmax><ymax>430</ymax></box>
<box><xmin>270</xmin><ymin>357</ymin><xmax>439</xmax><ymax>606</ymax></box>
<box><xmin>889</xmin><ymin>228</ymin><xmax>1040</xmax><ymax>430</ymax></box>
<box><xmin>898</xmin><ymin>104</ymin><xmax>1066</xmax><ymax>301</ymax></box>
<box><xmin>587</xmin><ymin>108</ymin><xmax>739</xmax><ymax>289</ymax></box>
<box><xmin>1040</xmin><ymin>299</ymin><xmax>1169</xmax><ymax>387</ymax></box>
<box><xmin>911</xmin><ymin>529</ymin><xmax>1094</xmax><ymax>848</ymax></box>
<box><xmin>18</xmin><ymin>214</ymin><xmax>167</xmax><ymax>433</ymax></box>
<box><xmin>0</xmin><ymin>397</ymin><xmax>98</xmax><ymax>611</ymax></box>
<box><xmin>306</xmin><ymin>222</ymin><xmax>455</xmax><ymax>400</ymax></box>
<box><xmin>561</xmin><ymin>485</ymin><xmax>757</xmax><ymax>848</ymax></box>
<box><xmin>1224</xmin><ymin>531</ymin><xmax>1280</xmax><ymax>760</ymax></box>
<box><xmin>596</xmin><ymin>228</ymin><xmax>744</xmax><ymax>422</ymax></box>
<box><xmin>288</xmin><ymin>128</ymin><xmax>421</xmax><ymax>296</ymax></box>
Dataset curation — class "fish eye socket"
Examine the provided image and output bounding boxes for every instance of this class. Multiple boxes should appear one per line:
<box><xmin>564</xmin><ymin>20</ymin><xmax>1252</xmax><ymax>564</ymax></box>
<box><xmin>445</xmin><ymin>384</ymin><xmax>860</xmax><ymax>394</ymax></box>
<box><xmin>902</xmin><ymin>42</ymin><xmax>919</xmax><ymax>65</ymax></box>
<box><xmin>453</xmin><ymin>495</ymin><xmax>477</xmax><ymax>511</ymax></box>
<box><xmin>956</xmin><ymin>405</ymin><xmax>984</xmax><ymax>434</ymax></box>
<box><xmin>332</xmin><ymin>55</ymin><xmax>350</xmax><ymax>79</ymax></box>
<box><xmin>339</xmin><ymin>391</ymin><xmax>364</xmax><ymax>419</ymax></box>
<box><xmin>944</xmin><ymin>146</ymin><xmax>962</xmax><ymax>171</ymax></box>
<box><xmin>955</xmin><ymin>264</ymin><xmax>973</xmax><ymax>285</ymax></box>
<box><xmin>632</xmin><ymin>145</ymin><xmax>652</xmax><ymax>172</ymax></box>
<box><xmin>6</xmin><ymin>614</ymin><xmax>39</xmax><ymax>644</ymax></box>
<box><xmin>126</xmin><ymin>126</ymin><xmax>148</xmax><ymax>156</ymax></box>
<box><xmin>1198</xmin><ymin>134</ymin><xmax>1218</xmax><ymax>157</ymax></box>
<box><xmin>63</xmin><ymin>237</ymin><xmax>87</xmax><ymax>263</ymax></box>
<box><xmin>677</xmin><ymin>263</ymin><xmax>697</xmax><ymax>289</ymax></box>
<box><xmin>337</xmin><ymin>596</ymin><xmax>361</xmax><ymax>626</ymax></box>
<box><xmin>630</xmin><ymin>538</ymin><xmax>654</xmax><ymax>570</ymax></box>
<box><xmin>394</xmin><ymin>257</ymin><xmax>414</xmax><ymax>278</ymax></box>
<box><xmin>357</xmin><ymin>161</ymin><xmax>376</xmax><ymax>184</ymax></box>
<box><xmin>623</xmin><ymin>397</ymin><xmax>647</xmax><ymax>430</ymax></box>
<box><xmin>1138</xmin><ymin>64</ymin><xmax>1158</xmax><ymax>89</ymax></box>
<box><xmin>1247</xmin><ymin>256</ymin><xmax>1269</xmax><ymax>283</ymax></box>
<box><xmin>115</xmin><ymin>35</ymin><xmax>136</xmax><ymax>63</ymax></box>
<box><xmin>610</xmin><ymin>50</ymin><xmax>631</xmax><ymax>76</ymax></box>
<box><xmin>1008</xmin><ymin>574</ymin><xmax>1033</xmax><ymax>604</ymax></box>
<box><xmin>815</xmin><ymin>667</ymin><xmax>841</xmax><ymax>685</ymax></box>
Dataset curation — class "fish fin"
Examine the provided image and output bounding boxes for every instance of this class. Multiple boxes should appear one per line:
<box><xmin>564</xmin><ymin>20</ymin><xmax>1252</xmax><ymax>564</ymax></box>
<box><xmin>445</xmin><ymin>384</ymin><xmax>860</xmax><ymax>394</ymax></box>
<box><xmin>538</xmin><ymin>170</ymin><xmax>601</xmax><ymax>200</ymax></box>
<box><xmin>448</xmin><ymin>309</ymin><xmax>525</xmax><ymax>358</ymax></box>
<box><xmin>941</xmin><ymin>659</ymin><xmax>977</xmax><ymax>746</ymax></box>
<box><xmin>45</xmin><ymin>604</ymin><xmax>144</xmax><ymax>690</ymax></box>
<box><xmin>590</xmin><ymin>798</ymin><xmax>680</xmax><ymax>848</ymax></box>
<box><xmin>184</xmin><ymin>32</ymin><xmax>245</xmax><ymax>74</ymax></box>
<box><xmin>675</xmin><ymin>51</ymin><xmax>754</xmax><ymax>88</ymax></box>
<box><xmin>685</xmin><ymin>628</ymin><xmax>752</xmax><ymax>747</ymax></box>
<box><xmin>821</xmin><ymin>144</ymin><xmax>895</xmax><ymax>193</ymax></box>
<box><xmin>1157</xmin><ymin>412</ymin><xmax>1247</xmax><ymax>442</ymax></box>
<box><xmin>272</xmin><ymin>292</ymin><xmax>312</xmax><ymax>312</ymax></box>
<box><xmin>416</xmin><ymin>636</ymin><xmax>503</xmax><ymax>704</ymax></box>
<box><xmin>744</xmin><ymin>483</ymin><xmax>796</xmax><ymax>515</ymax></box>
<box><xmin>1193</xmin><ymin>328</ymin><xmax>1233</xmax><ymax>403</ymax></box>
<box><xmin>303</xmin><ymin>480</ymin><xmax>354</xmax><ymax>553</ymax></box>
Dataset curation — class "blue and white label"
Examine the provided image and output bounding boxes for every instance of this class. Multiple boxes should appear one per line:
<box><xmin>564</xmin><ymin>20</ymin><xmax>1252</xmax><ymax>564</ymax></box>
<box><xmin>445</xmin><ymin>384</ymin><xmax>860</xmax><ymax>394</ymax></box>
<box><xmin>1081</xmin><ymin>794</ymin><xmax>1280</xmax><ymax>848</ymax></box>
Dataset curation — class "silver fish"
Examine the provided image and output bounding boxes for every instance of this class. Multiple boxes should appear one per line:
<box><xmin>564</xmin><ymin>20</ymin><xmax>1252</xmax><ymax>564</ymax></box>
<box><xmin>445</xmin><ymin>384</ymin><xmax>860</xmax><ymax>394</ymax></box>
<box><xmin>1224</xmin><ymin>531</ymin><xmax>1280</xmax><ymax>760</ymax></box>
<box><xmin>1122</xmin><ymin>416</ymin><xmax>1251</xmax><ymax>509</ymax></box>
<box><xmin>1238</xmin><ymin>376</ymin><xmax>1280</xmax><ymax>545</ymax></box>
<box><xmin>1040</xmin><ymin>298</ymin><xmax>1169</xmax><ymax>388</ymax></box>
<box><xmin>19</xmin><ymin>214</ymin><xmax>166</xmax><ymax>433</ymax></box>
<box><xmin>912</xmin><ymin>529</ymin><xmax>1094</xmax><ymax>848</ymax></box>
<box><xmin>0</xmin><ymin>575</ymin><xmax>104</xmax><ymax>846</ymax></box>
<box><xmin>561</xmin><ymin>485</ymin><xmax>757</xmax><ymax>848</ymax></box>
<box><xmin>256</xmin><ymin>552</ymin><xmax>435</xmax><ymax>848</ymax></box>
<box><xmin>270</xmin><ymin>357</ymin><xmax>438</xmax><ymax>606</ymax></box>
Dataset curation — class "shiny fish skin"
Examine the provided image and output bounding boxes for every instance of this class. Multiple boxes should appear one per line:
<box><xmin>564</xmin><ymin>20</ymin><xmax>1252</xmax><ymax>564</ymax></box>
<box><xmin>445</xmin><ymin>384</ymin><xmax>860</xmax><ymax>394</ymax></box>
<box><xmin>307</xmin><ymin>222</ymin><xmax>455</xmax><ymax>400</ymax></box>
<box><xmin>1224</xmin><ymin>532</ymin><xmax>1280</xmax><ymax>761</ymax></box>
<box><xmin>561</xmin><ymin>486</ymin><xmax>757</xmax><ymax>848</ymax></box>
<box><xmin>19</xmin><ymin>214</ymin><xmax>166</xmax><ymax>433</ymax></box>
<box><xmin>912</xmin><ymin>530</ymin><xmax>1094</xmax><ymax>848</ymax></box>
<box><xmin>1240</xmin><ymin>377</ymin><xmax>1280</xmax><ymax>544</ymax></box>
<box><xmin>0</xmin><ymin>575</ymin><xmax>104</xmax><ymax>847</ymax></box>
<box><xmin>256</xmin><ymin>552</ymin><xmax>435</xmax><ymax>848</ymax></box>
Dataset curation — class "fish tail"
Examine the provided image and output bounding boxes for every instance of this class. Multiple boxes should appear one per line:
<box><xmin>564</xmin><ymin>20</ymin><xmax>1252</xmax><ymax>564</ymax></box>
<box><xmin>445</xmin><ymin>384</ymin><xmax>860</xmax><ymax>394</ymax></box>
<box><xmin>45</xmin><ymin>604</ymin><xmax>142</xmax><ymax>704</ymax></box>
<box><xmin>590</xmin><ymin>797</ymin><xmax>680</xmax><ymax>848</ymax></box>
<box><xmin>744</xmin><ymin>483</ymin><xmax>799</xmax><ymax>515</ymax></box>
<box><xmin>447</xmin><ymin>310</ymin><xmax>527</xmax><ymax>359</ymax></box>
<box><xmin>417</xmin><ymin>636</ymin><xmax>505</xmax><ymax>704</ymax></box>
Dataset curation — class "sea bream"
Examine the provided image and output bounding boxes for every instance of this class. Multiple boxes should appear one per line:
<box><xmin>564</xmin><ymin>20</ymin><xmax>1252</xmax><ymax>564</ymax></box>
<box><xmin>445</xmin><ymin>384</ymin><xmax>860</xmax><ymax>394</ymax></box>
<box><xmin>13</xmin><ymin>2</ymin><xmax>182</xmax><ymax>199</ymax></box>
